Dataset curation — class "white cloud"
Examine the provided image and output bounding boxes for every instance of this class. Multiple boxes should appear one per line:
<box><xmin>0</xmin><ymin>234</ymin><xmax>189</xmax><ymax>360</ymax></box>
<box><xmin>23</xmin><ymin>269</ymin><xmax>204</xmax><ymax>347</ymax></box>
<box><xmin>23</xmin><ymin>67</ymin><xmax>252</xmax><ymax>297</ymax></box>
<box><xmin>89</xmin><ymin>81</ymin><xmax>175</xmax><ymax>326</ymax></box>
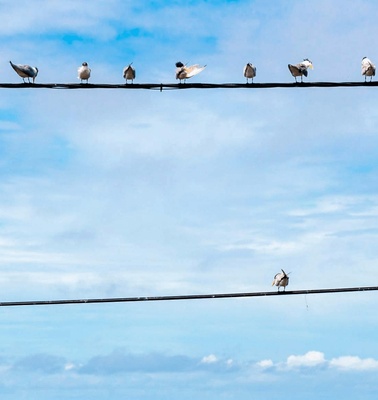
<box><xmin>329</xmin><ymin>356</ymin><xmax>378</xmax><ymax>371</ymax></box>
<box><xmin>64</xmin><ymin>362</ymin><xmax>77</xmax><ymax>371</ymax></box>
<box><xmin>286</xmin><ymin>351</ymin><xmax>326</xmax><ymax>368</ymax></box>
<box><xmin>201</xmin><ymin>354</ymin><xmax>218</xmax><ymax>364</ymax></box>
<box><xmin>257</xmin><ymin>359</ymin><xmax>274</xmax><ymax>369</ymax></box>
<box><xmin>256</xmin><ymin>351</ymin><xmax>378</xmax><ymax>373</ymax></box>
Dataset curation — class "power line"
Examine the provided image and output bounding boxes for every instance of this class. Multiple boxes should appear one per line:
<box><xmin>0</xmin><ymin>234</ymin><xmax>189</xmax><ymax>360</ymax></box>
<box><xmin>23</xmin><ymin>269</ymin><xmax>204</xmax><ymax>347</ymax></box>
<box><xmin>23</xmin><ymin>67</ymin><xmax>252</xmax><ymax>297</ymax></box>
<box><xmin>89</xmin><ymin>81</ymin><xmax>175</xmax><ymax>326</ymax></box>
<box><xmin>0</xmin><ymin>82</ymin><xmax>378</xmax><ymax>90</ymax></box>
<box><xmin>1</xmin><ymin>286</ymin><xmax>377</xmax><ymax>307</ymax></box>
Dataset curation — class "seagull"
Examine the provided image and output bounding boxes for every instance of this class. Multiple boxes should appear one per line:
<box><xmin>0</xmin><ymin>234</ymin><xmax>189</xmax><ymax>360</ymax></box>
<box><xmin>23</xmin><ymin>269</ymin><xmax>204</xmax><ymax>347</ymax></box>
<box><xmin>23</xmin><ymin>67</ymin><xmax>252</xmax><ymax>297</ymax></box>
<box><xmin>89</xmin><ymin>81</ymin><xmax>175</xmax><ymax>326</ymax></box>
<box><xmin>123</xmin><ymin>63</ymin><xmax>136</xmax><ymax>83</ymax></box>
<box><xmin>78</xmin><ymin>62</ymin><xmax>91</xmax><ymax>83</ymax></box>
<box><xmin>272</xmin><ymin>269</ymin><xmax>290</xmax><ymax>292</ymax></box>
<box><xmin>288</xmin><ymin>59</ymin><xmax>313</xmax><ymax>82</ymax></box>
<box><xmin>243</xmin><ymin>63</ymin><xmax>256</xmax><ymax>83</ymax></box>
<box><xmin>361</xmin><ymin>57</ymin><xmax>375</xmax><ymax>82</ymax></box>
<box><xmin>9</xmin><ymin>61</ymin><xmax>38</xmax><ymax>83</ymax></box>
<box><xmin>175</xmin><ymin>61</ymin><xmax>206</xmax><ymax>83</ymax></box>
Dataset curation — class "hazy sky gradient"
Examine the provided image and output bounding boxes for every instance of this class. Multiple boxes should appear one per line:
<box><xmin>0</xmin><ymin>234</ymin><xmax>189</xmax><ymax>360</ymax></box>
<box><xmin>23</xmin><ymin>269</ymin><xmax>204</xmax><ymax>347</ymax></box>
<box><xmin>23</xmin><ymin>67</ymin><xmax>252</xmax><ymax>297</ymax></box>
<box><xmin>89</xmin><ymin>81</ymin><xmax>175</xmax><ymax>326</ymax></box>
<box><xmin>0</xmin><ymin>0</ymin><xmax>378</xmax><ymax>399</ymax></box>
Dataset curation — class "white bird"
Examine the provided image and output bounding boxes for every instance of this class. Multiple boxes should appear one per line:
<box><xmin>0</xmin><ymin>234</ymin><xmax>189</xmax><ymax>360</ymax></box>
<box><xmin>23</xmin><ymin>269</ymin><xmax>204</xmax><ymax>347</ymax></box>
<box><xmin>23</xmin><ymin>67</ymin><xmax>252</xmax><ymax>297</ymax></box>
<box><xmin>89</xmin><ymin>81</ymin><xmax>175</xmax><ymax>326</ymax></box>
<box><xmin>361</xmin><ymin>57</ymin><xmax>375</xmax><ymax>82</ymax></box>
<box><xmin>123</xmin><ymin>63</ymin><xmax>136</xmax><ymax>83</ymax></box>
<box><xmin>175</xmin><ymin>61</ymin><xmax>206</xmax><ymax>83</ymax></box>
<box><xmin>9</xmin><ymin>61</ymin><xmax>38</xmax><ymax>83</ymax></box>
<box><xmin>243</xmin><ymin>63</ymin><xmax>256</xmax><ymax>83</ymax></box>
<box><xmin>78</xmin><ymin>62</ymin><xmax>91</xmax><ymax>83</ymax></box>
<box><xmin>272</xmin><ymin>269</ymin><xmax>290</xmax><ymax>292</ymax></box>
<box><xmin>288</xmin><ymin>59</ymin><xmax>313</xmax><ymax>82</ymax></box>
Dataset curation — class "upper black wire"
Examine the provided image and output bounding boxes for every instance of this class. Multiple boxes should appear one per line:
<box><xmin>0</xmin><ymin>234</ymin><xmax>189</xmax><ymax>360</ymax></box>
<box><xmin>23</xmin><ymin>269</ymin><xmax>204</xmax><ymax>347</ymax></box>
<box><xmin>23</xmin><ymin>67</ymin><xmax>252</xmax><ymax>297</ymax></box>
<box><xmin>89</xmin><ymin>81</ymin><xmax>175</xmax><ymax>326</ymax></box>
<box><xmin>0</xmin><ymin>81</ymin><xmax>377</xmax><ymax>90</ymax></box>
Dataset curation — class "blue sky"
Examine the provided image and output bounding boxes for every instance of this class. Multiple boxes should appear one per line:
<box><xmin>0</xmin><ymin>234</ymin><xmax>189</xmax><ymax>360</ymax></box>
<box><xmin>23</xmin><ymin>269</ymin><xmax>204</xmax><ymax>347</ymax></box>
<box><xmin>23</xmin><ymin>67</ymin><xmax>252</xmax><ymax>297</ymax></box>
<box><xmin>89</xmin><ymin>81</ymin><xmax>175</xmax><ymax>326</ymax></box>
<box><xmin>0</xmin><ymin>0</ymin><xmax>378</xmax><ymax>398</ymax></box>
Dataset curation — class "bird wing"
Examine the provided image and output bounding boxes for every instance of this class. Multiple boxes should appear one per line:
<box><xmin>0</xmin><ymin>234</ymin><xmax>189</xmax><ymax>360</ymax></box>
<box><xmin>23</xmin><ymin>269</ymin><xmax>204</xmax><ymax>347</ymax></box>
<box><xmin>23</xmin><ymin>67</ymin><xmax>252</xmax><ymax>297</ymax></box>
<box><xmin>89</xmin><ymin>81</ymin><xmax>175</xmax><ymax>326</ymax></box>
<box><xmin>78</xmin><ymin>66</ymin><xmax>91</xmax><ymax>79</ymax></box>
<box><xmin>362</xmin><ymin>60</ymin><xmax>375</xmax><ymax>75</ymax></box>
<box><xmin>297</xmin><ymin>63</ymin><xmax>309</xmax><ymax>76</ymax></box>
<box><xmin>123</xmin><ymin>65</ymin><xmax>135</xmax><ymax>79</ymax></box>
<box><xmin>185</xmin><ymin>64</ymin><xmax>206</xmax><ymax>78</ymax></box>
<box><xmin>288</xmin><ymin>63</ymin><xmax>310</xmax><ymax>77</ymax></box>
<box><xmin>288</xmin><ymin>64</ymin><xmax>300</xmax><ymax>76</ymax></box>
<box><xmin>244</xmin><ymin>64</ymin><xmax>256</xmax><ymax>78</ymax></box>
<box><xmin>10</xmin><ymin>62</ymin><xmax>36</xmax><ymax>78</ymax></box>
<box><xmin>176</xmin><ymin>67</ymin><xmax>186</xmax><ymax>79</ymax></box>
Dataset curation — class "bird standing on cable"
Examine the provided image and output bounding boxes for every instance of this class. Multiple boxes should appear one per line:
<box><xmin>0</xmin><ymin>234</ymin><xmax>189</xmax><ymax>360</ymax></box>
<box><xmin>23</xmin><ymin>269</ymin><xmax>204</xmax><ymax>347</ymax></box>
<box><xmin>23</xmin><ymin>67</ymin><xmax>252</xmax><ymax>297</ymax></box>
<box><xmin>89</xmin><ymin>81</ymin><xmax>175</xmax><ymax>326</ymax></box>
<box><xmin>272</xmin><ymin>269</ymin><xmax>290</xmax><ymax>292</ymax></box>
<box><xmin>288</xmin><ymin>59</ymin><xmax>313</xmax><ymax>82</ymax></box>
<box><xmin>361</xmin><ymin>57</ymin><xmax>375</xmax><ymax>82</ymax></box>
<box><xmin>78</xmin><ymin>62</ymin><xmax>91</xmax><ymax>83</ymax></box>
<box><xmin>243</xmin><ymin>63</ymin><xmax>256</xmax><ymax>83</ymax></box>
<box><xmin>9</xmin><ymin>61</ymin><xmax>38</xmax><ymax>83</ymax></box>
<box><xmin>123</xmin><ymin>63</ymin><xmax>136</xmax><ymax>83</ymax></box>
<box><xmin>175</xmin><ymin>61</ymin><xmax>206</xmax><ymax>83</ymax></box>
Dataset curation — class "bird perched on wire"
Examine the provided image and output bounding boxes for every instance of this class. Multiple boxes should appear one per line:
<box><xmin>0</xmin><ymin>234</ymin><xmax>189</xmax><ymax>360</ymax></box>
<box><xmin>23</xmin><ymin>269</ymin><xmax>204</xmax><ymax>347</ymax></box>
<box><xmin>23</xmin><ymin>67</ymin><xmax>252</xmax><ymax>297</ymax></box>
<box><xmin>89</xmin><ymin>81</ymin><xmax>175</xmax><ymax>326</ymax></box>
<box><xmin>9</xmin><ymin>61</ymin><xmax>38</xmax><ymax>83</ymax></box>
<box><xmin>243</xmin><ymin>63</ymin><xmax>256</xmax><ymax>83</ymax></box>
<box><xmin>123</xmin><ymin>63</ymin><xmax>136</xmax><ymax>83</ymax></box>
<box><xmin>288</xmin><ymin>59</ymin><xmax>313</xmax><ymax>83</ymax></box>
<box><xmin>78</xmin><ymin>62</ymin><xmax>91</xmax><ymax>83</ymax></box>
<box><xmin>272</xmin><ymin>269</ymin><xmax>290</xmax><ymax>292</ymax></box>
<box><xmin>175</xmin><ymin>61</ymin><xmax>206</xmax><ymax>83</ymax></box>
<box><xmin>361</xmin><ymin>57</ymin><xmax>375</xmax><ymax>82</ymax></box>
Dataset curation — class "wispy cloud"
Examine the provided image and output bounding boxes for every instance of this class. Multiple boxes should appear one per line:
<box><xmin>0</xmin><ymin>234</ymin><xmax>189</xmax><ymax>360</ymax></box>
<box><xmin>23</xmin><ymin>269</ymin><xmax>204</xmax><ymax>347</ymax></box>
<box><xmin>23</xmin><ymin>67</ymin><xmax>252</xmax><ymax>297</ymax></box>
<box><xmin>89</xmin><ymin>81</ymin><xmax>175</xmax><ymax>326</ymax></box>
<box><xmin>1</xmin><ymin>350</ymin><xmax>238</xmax><ymax>376</ymax></box>
<box><xmin>2</xmin><ymin>349</ymin><xmax>378</xmax><ymax>380</ymax></box>
<box><xmin>13</xmin><ymin>353</ymin><xmax>67</xmax><ymax>374</ymax></box>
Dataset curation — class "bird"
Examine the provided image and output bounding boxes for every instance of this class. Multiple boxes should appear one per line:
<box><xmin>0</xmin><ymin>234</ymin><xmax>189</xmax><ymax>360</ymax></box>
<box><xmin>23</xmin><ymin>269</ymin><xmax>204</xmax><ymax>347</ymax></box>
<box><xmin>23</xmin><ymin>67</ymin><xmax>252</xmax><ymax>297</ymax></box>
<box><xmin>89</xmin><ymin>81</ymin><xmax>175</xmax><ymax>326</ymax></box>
<box><xmin>123</xmin><ymin>63</ymin><xmax>136</xmax><ymax>83</ymax></box>
<box><xmin>361</xmin><ymin>57</ymin><xmax>375</xmax><ymax>82</ymax></box>
<box><xmin>78</xmin><ymin>62</ymin><xmax>91</xmax><ymax>83</ymax></box>
<box><xmin>272</xmin><ymin>269</ymin><xmax>290</xmax><ymax>292</ymax></box>
<box><xmin>9</xmin><ymin>61</ymin><xmax>38</xmax><ymax>83</ymax></box>
<box><xmin>243</xmin><ymin>63</ymin><xmax>256</xmax><ymax>83</ymax></box>
<box><xmin>175</xmin><ymin>61</ymin><xmax>206</xmax><ymax>83</ymax></box>
<box><xmin>288</xmin><ymin>59</ymin><xmax>313</xmax><ymax>82</ymax></box>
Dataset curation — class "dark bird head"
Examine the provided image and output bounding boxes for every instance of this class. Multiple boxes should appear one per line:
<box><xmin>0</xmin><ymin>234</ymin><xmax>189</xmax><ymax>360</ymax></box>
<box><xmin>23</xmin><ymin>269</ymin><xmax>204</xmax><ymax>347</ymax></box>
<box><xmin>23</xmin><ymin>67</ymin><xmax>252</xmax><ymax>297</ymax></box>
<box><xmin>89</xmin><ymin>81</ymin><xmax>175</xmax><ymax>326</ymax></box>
<box><xmin>82</xmin><ymin>62</ymin><xmax>88</xmax><ymax>66</ymax></box>
<box><xmin>175</xmin><ymin>62</ymin><xmax>184</xmax><ymax>68</ymax></box>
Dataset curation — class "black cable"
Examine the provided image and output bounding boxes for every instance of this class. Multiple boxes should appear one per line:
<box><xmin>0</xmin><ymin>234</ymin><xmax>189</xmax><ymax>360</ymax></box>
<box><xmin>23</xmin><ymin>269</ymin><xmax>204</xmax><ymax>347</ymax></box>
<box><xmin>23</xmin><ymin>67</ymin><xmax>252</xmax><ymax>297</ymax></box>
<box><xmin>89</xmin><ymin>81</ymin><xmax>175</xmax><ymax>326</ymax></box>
<box><xmin>1</xmin><ymin>286</ymin><xmax>377</xmax><ymax>307</ymax></box>
<box><xmin>0</xmin><ymin>82</ymin><xmax>377</xmax><ymax>90</ymax></box>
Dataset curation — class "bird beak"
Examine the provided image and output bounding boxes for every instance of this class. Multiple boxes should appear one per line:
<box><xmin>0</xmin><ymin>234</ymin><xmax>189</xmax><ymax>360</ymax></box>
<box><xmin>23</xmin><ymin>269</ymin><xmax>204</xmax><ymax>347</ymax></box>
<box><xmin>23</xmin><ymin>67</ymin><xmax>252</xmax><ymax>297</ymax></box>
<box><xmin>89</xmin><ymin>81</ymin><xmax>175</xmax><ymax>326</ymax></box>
<box><xmin>309</xmin><ymin>65</ymin><xmax>314</xmax><ymax>69</ymax></box>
